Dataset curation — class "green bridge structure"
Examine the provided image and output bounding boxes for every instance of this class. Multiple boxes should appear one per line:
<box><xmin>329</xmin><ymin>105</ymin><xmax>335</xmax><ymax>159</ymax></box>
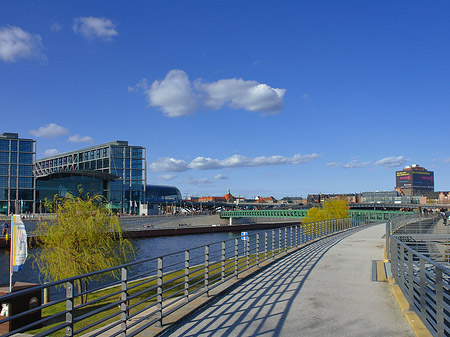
<box><xmin>220</xmin><ymin>209</ymin><xmax>414</xmax><ymax>222</ymax></box>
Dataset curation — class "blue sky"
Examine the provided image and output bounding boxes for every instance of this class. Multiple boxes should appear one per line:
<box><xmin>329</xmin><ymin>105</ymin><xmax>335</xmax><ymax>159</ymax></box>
<box><xmin>1</xmin><ymin>1</ymin><xmax>450</xmax><ymax>199</ymax></box>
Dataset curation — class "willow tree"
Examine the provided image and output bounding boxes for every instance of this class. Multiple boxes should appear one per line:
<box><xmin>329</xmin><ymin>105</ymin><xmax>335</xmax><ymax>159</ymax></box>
<box><xmin>34</xmin><ymin>192</ymin><xmax>135</xmax><ymax>303</ymax></box>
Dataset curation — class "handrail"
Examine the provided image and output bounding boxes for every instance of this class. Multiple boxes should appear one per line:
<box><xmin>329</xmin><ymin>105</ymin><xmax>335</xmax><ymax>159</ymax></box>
<box><xmin>1</xmin><ymin>215</ymin><xmax>376</xmax><ymax>336</ymax></box>
<box><xmin>387</xmin><ymin>215</ymin><xmax>450</xmax><ymax>336</ymax></box>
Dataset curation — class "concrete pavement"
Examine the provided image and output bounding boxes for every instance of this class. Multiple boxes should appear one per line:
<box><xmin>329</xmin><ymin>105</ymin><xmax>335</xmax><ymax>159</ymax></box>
<box><xmin>158</xmin><ymin>223</ymin><xmax>414</xmax><ymax>337</ymax></box>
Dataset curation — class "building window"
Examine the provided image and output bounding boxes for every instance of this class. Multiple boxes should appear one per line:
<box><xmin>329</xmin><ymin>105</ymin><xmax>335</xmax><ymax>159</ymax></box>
<box><xmin>0</xmin><ymin>164</ymin><xmax>8</xmax><ymax>175</ymax></box>
<box><xmin>10</xmin><ymin>140</ymin><xmax>17</xmax><ymax>151</ymax></box>
<box><xmin>18</xmin><ymin>177</ymin><xmax>33</xmax><ymax>188</ymax></box>
<box><xmin>0</xmin><ymin>177</ymin><xmax>8</xmax><ymax>188</ymax></box>
<box><xmin>19</xmin><ymin>165</ymin><xmax>32</xmax><ymax>176</ymax></box>
<box><xmin>0</xmin><ymin>152</ymin><xmax>9</xmax><ymax>164</ymax></box>
<box><xmin>0</xmin><ymin>140</ymin><xmax>9</xmax><ymax>151</ymax></box>
<box><xmin>19</xmin><ymin>153</ymin><xmax>33</xmax><ymax>164</ymax></box>
<box><xmin>19</xmin><ymin>141</ymin><xmax>33</xmax><ymax>152</ymax></box>
<box><xmin>132</xmin><ymin>148</ymin><xmax>143</xmax><ymax>158</ymax></box>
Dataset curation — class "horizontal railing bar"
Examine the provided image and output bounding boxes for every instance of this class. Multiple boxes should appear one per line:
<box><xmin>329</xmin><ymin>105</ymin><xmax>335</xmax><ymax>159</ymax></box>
<box><xmin>127</xmin><ymin>296</ymin><xmax>158</xmax><ymax>314</ymax></box>
<box><xmin>74</xmin><ymin>309</ymin><xmax>121</xmax><ymax>335</ymax></box>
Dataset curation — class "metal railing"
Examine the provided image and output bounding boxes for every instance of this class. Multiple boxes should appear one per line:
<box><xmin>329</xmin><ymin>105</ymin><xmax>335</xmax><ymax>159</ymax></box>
<box><xmin>387</xmin><ymin>215</ymin><xmax>450</xmax><ymax>336</ymax></box>
<box><xmin>1</xmin><ymin>216</ymin><xmax>373</xmax><ymax>337</ymax></box>
<box><xmin>220</xmin><ymin>209</ymin><xmax>414</xmax><ymax>221</ymax></box>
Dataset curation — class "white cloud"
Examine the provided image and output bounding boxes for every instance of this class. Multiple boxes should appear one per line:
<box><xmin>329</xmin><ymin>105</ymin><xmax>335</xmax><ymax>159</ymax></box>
<box><xmin>133</xmin><ymin>69</ymin><xmax>286</xmax><ymax>117</ymax></box>
<box><xmin>214</xmin><ymin>174</ymin><xmax>228</xmax><ymax>180</ymax></box>
<box><xmin>50</xmin><ymin>23</ymin><xmax>62</xmax><ymax>32</ymax></box>
<box><xmin>73</xmin><ymin>17</ymin><xmax>118</xmax><ymax>41</ymax></box>
<box><xmin>186</xmin><ymin>178</ymin><xmax>211</xmax><ymax>185</ymax></box>
<box><xmin>147</xmin><ymin>70</ymin><xmax>198</xmax><ymax>117</ymax></box>
<box><xmin>149</xmin><ymin>157</ymin><xmax>188</xmax><ymax>172</ymax></box>
<box><xmin>197</xmin><ymin>78</ymin><xmax>286</xmax><ymax>115</ymax></box>
<box><xmin>375</xmin><ymin>156</ymin><xmax>407</xmax><ymax>168</ymax></box>
<box><xmin>128</xmin><ymin>78</ymin><xmax>148</xmax><ymax>92</ymax></box>
<box><xmin>150</xmin><ymin>153</ymin><xmax>320</xmax><ymax>172</ymax></box>
<box><xmin>0</xmin><ymin>25</ymin><xmax>43</xmax><ymax>62</ymax></box>
<box><xmin>30</xmin><ymin>123</ymin><xmax>69</xmax><ymax>138</ymax></box>
<box><xmin>342</xmin><ymin>160</ymin><xmax>370</xmax><ymax>169</ymax></box>
<box><xmin>158</xmin><ymin>174</ymin><xmax>176</xmax><ymax>181</ymax></box>
<box><xmin>327</xmin><ymin>162</ymin><xmax>343</xmax><ymax>168</ymax></box>
<box><xmin>68</xmin><ymin>134</ymin><xmax>94</xmax><ymax>143</ymax></box>
<box><xmin>44</xmin><ymin>149</ymin><xmax>61</xmax><ymax>157</ymax></box>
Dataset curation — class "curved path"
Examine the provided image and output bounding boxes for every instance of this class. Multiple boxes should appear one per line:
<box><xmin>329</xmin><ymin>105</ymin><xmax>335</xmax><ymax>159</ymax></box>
<box><xmin>157</xmin><ymin>223</ymin><xmax>414</xmax><ymax>337</ymax></box>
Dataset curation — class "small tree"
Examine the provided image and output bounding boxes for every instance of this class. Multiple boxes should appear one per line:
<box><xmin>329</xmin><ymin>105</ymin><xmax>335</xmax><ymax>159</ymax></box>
<box><xmin>302</xmin><ymin>199</ymin><xmax>349</xmax><ymax>234</ymax></box>
<box><xmin>33</xmin><ymin>192</ymin><xmax>135</xmax><ymax>303</ymax></box>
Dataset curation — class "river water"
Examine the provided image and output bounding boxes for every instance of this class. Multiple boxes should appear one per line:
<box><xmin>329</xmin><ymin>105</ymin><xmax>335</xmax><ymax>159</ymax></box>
<box><xmin>0</xmin><ymin>226</ymin><xmax>264</xmax><ymax>287</ymax></box>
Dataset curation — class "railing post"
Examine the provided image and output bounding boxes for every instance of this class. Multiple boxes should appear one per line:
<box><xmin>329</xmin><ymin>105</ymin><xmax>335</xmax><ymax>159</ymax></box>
<box><xmin>256</xmin><ymin>233</ymin><xmax>260</xmax><ymax>267</ymax></box>
<box><xmin>185</xmin><ymin>250</ymin><xmax>190</xmax><ymax>301</ymax></box>
<box><xmin>419</xmin><ymin>257</ymin><xmax>426</xmax><ymax>324</ymax></box>
<box><xmin>407</xmin><ymin>250</ymin><xmax>414</xmax><ymax>311</ymax></box>
<box><xmin>157</xmin><ymin>257</ymin><xmax>163</xmax><ymax>327</ymax></box>
<box><xmin>264</xmin><ymin>231</ymin><xmax>268</xmax><ymax>261</ymax></box>
<box><xmin>278</xmin><ymin>228</ymin><xmax>282</xmax><ymax>255</ymax></box>
<box><xmin>234</xmin><ymin>238</ymin><xmax>239</xmax><ymax>277</ymax></box>
<box><xmin>246</xmin><ymin>238</ymin><xmax>249</xmax><ymax>269</ymax></box>
<box><xmin>65</xmin><ymin>280</ymin><xmax>74</xmax><ymax>337</ymax></box>
<box><xmin>272</xmin><ymin>229</ymin><xmax>275</xmax><ymax>259</ymax></box>
<box><xmin>399</xmin><ymin>246</ymin><xmax>405</xmax><ymax>294</ymax></box>
<box><xmin>290</xmin><ymin>226</ymin><xmax>293</xmax><ymax>248</ymax></box>
<box><xmin>436</xmin><ymin>268</ymin><xmax>444</xmax><ymax>337</ymax></box>
<box><xmin>295</xmin><ymin>225</ymin><xmax>298</xmax><ymax>247</ymax></box>
<box><xmin>221</xmin><ymin>242</ymin><xmax>225</xmax><ymax>281</ymax></box>
<box><xmin>284</xmin><ymin>227</ymin><xmax>287</xmax><ymax>252</ymax></box>
<box><xmin>205</xmin><ymin>245</ymin><xmax>210</xmax><ymax>296</ymax></box>
<box><xmin>120</xmin><ymin>267</ymin><xmax>128</xmax><ymax>336</ymax></box>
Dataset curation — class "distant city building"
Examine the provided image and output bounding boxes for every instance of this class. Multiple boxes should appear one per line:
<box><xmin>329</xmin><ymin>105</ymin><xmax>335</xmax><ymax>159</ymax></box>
<box><xmin>0</xmin><ymin>133</ymin><xmax>36</xmax><ymax>214</ymax></box>
<box><xmin>395</xmin><ymin>164</ymin><xmax>434</xmax><ymax>196</ymax></box>
<box><xmin>361</xmin><ymin>191</ymin><xmax>422</xmax><ymax>204</ymax></box>
<box><xmin>307</xmin><ymin>193</ymin><xmax>359</xmax><ymax>204</ymax></box>
<box><xmin>256</xmin><ymin>196</ymin><xmax>277</xmax><ymax>203</ymax></box>
<box><xmin>34</xmin><ymin>141</ymin><xmax>146</xmax><ymax>213</ymax></box>
<box><xmin>198</xmin><ymin>190</ymin><xmax>237</xmax><ymax>203</ymax></box>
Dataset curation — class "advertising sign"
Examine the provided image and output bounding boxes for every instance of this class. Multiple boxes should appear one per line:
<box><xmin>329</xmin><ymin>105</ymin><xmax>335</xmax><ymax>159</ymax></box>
<box><xmin>396</xmin><ymin>171</ymin><xmax>412</xmax><ymax>189</ymax></box>
<box><xmin>412</xmin><ymin>171</ymin><xmax>434</xmax><ymax>190</ymax></box>
<box><xmin>396</xmin><ymin>170</ymin><xmax>434</xmax><ymax>190</ymax></box>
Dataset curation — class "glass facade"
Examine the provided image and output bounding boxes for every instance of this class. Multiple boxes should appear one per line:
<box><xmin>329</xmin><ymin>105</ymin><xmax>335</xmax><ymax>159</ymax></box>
<box><xmin>145</xmin><ymin>185</ymin><xmax>182</xmax><ymax>203</ymax></box>
<box><xmin>34</xmin><ymin>141</ymin><xmax>146</xmax><ymax>212</ymax></box>
<box><xmin>36</xmin><ymin>173</ymin><xmax>107</xmax><ymax>202</ymax></box>
<box><xmin>0</xmin><ymin>133</ymin><xmax>35</xmax><ymax>214</ymax></box>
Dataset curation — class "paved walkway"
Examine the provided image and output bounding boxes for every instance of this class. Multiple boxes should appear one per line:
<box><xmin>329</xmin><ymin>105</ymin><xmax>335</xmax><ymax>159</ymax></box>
<box><xmin>158</xmin><ymin>223</ymin><xmax>414</xmax><ymax>337</ymax></box>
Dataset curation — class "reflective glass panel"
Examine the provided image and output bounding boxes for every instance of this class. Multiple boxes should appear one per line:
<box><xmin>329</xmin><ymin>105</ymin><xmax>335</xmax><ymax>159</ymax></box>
<box><xmin>0</xmin><ymin>153</ymin><xmax>9</xmax><ymax>164</ymax></box>
<box><xmin>19</xmin><ymin>153</ymin><xmax>32</xmax><ymax>164</ymax></box>
<box><xmin>0</xmin><ymin>140</ymin><xmax>8</xmax><ymax>151</ymax></box>
<box><xmin>19</xmin><ymin>165</ymin><xmax>32</xmax><ymax>176</ymax></box>
<box><xmin>0</xmin><ymin>177</ymin><xmax>7</xmax><ymax>187</ymax></box>
<box><xmin>0</xmin><ymin>165</ymin><xmax>8</xmax><ymax>175</ymax></box>
<box><xmin>19</xmin><ymin>141</ymin><xmax>33</xmax><ymax>152</ymax></box>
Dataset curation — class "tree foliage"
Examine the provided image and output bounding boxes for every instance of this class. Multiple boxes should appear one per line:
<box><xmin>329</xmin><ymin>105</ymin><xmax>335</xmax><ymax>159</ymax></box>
<box><xmin>33</xmin><ymin>192</ymin><xmax>135</xmax><ymax>303</ymax></box>
<box><xmin>303</xmin><ymin>199</ymin><xmax>349</xmax><ymax>224</ymax></box>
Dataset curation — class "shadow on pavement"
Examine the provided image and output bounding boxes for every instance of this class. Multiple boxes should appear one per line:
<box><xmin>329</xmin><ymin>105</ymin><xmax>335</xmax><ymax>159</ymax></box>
<box><xmin>158</xmin><ymin>226</ymin><xmax>369</xmax><ymax>337</ymax></box>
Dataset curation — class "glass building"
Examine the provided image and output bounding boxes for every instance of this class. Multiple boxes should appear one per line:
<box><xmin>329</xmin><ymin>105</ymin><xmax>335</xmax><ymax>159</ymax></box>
<box><xmin>145</xmin><ymin>185</ymin><xmax>182</xmax><ymax>203</ymax></box>
<box><xmin>0</xmin><ymin>133</ymin><xmax>36</xmax><ymax>215</ymax></box>
<box><xmin>34</xmin><ymin>141</ymin><xmax>146</xmax><ymax>212</ymax></box>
